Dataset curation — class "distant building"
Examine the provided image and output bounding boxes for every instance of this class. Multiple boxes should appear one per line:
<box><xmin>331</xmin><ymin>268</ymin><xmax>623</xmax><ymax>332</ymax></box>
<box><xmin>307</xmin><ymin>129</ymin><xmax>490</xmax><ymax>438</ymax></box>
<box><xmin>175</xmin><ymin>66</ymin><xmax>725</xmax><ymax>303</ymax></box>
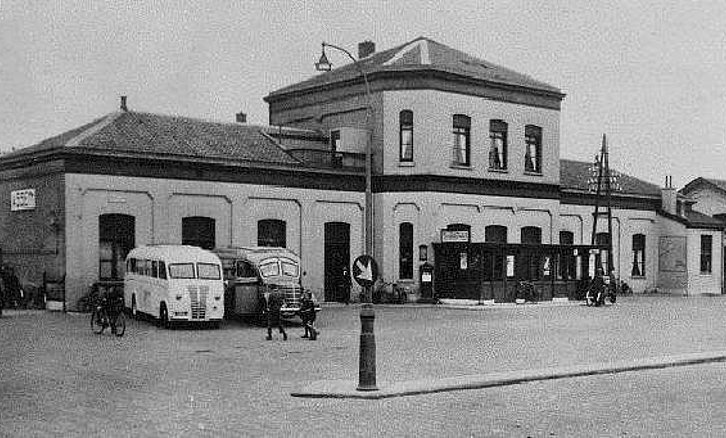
<box><xmin>0</xmin><ymin>37</ymin><xmax>722</xmax><ymax>310</ymax></box>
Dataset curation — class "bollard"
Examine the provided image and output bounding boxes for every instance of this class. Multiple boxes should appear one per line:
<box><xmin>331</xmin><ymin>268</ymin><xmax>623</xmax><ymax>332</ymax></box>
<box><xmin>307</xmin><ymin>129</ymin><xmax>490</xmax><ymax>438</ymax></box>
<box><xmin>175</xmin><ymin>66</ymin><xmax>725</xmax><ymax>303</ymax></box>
<box><xmin>357</xmin><ymin>303</ymin><xmax>377</xmax><ymax>391</ymax></box>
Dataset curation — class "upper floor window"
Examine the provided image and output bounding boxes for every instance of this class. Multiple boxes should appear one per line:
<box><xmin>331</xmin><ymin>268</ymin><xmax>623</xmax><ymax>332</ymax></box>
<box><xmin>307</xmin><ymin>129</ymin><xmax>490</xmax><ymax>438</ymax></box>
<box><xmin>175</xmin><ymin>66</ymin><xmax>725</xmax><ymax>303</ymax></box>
<box><xmin>489</xmin><ymin>120</ymin><xmax>508</xmax><ymax>170</ymax></box>
<box><xmin>521</xmin><ymin>226</ymin><xmax>542</xmax><ymax>244</ymax></box>
<box><xmin>632</xmin><ymin>234</ymin><xmax>646</xmax><ymax>277</ymax></box>
<box><xmin>399</xmin><ymin>110</ymin><xmax>413</xmax><ymax>162</ymax></box>
<box><xmin>524</xmin><ymin>125</ymin><xmax>542</xmax><ymax>174</ymax></box>
<box><xmin>330</xmin><ymin>130</ymin><xmax>341</xmax><ymax>152</ymax></box>
<box><xmin>700</xmin><ymin>235</ymin><xmax>713</xmax><ymax>274</ymax></box>
<box><xmin>452</xmin><ymin>114</ymin><xmax>471</xmax><ymax>166</ymax></box>
<box><xmin>258</xmin><ymin>219</ymin><xmax>286</xmax><ymax>248</ymax></box>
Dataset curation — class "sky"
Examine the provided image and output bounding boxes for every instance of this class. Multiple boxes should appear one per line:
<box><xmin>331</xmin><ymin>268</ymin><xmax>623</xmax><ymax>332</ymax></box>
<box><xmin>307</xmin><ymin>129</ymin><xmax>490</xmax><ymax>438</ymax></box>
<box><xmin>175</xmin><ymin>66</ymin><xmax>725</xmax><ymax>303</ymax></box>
<box><xmin>1</xmin><ymin>0</ymin><xmax>725</xmax><ymax>188</ymax></box>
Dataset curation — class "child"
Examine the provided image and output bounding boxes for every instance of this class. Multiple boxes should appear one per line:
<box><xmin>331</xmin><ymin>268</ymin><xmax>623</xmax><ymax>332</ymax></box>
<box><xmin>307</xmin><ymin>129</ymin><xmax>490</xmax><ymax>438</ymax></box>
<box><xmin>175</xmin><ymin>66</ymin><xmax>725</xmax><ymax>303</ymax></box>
<box><xmin>299</xmin><ymin>291</ymin><xmax>317</xmax><ymax>340</ymax></box>
<box><xmin>264</xmin><ymin>291</ymin><xmax>287</xmax><ymax>341</ymax></box>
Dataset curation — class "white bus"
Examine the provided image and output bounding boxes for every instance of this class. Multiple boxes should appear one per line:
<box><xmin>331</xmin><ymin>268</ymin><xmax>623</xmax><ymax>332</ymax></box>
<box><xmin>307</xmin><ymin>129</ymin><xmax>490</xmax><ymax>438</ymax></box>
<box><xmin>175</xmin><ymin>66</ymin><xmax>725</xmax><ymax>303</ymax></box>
<box><xmin>124</xmin><ymin>245</ymin><xmax>225</xmax><ymax>328</ymax></box>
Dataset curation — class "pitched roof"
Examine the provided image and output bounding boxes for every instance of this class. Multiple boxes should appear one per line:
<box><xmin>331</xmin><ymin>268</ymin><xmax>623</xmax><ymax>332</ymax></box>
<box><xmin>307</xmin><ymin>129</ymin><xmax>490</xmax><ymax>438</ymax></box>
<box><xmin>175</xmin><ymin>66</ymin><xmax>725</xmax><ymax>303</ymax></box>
<box><xmin>266</xmin><ymin>37</ymin><xmax>563</xmax><ymax>99</ymax></box>
<box><xmin>559</xmin><ymin>159</ymin><xmax>661</xmax><ymax>197</ymax></box>
<box><xmin>681</xmin><ymin>177</ymin><xmax>726</xmax><ymax>196</ymax></box>
<box><xmin>2</xmin><ymin>111</ymin><xmax>303</xmax><ymax>166</ymax></box>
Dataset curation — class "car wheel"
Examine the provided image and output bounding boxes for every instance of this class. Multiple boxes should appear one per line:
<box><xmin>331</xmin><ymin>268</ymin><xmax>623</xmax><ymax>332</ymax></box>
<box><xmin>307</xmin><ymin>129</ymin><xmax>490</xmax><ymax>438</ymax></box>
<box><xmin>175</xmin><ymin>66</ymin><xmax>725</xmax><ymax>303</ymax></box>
<box><xmin>159</xmin><ymin>303</ymin><xmax>169</xmax><ymax>329</ymax></box>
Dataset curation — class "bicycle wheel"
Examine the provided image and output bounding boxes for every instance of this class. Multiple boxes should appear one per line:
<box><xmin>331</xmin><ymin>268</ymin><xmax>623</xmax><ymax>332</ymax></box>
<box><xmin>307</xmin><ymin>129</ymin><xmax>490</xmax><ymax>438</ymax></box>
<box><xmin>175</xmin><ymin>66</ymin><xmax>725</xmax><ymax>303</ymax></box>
<box><xmin>91</xmin><ymin>308</ymin><xmax>107</xmax><ymax>334</ymax></box>
<box><xmin>113</xmin><ymin>311</ymin><xmax>126</xmax><ymax>337</ymax></box>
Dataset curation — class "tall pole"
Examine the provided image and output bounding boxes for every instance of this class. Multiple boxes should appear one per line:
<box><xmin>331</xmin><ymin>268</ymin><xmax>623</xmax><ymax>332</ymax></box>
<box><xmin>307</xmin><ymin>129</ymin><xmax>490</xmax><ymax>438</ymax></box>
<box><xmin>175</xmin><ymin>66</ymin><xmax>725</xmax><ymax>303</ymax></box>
<box><xmin>317</xmin><ymin>42</ymin><xmax>377</xmax><ymax>391</ymax></box>
<box><xmin>603</xmin><ymin>135</ymin><xmax>614</xmax><ymax>276</ymax></box>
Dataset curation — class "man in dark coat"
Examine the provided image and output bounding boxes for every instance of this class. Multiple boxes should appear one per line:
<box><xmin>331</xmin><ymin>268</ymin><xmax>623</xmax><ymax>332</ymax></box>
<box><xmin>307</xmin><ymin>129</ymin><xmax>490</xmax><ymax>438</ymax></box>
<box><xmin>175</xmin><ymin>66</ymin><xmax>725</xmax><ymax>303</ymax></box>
<box><xmin>299</xmin><ymin>291</ymin><xmax>317</xmax><ymax>340</ymax></box>
<box><xmin>264</xmin><ymin>291</ymin><xmax>287</xmax><ymax>341</ymax></box>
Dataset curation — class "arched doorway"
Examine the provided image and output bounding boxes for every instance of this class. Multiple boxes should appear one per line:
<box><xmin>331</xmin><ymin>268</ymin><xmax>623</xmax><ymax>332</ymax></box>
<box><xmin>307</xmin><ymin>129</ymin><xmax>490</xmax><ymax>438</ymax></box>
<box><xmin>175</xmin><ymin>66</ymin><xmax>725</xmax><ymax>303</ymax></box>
<box><xmin>324</xmin><ymin>222</ymin><xmax>350</xmax><ymax>303</ymax></box>
<box><xmin>99</xmin><ymin>214</ymin><xmax>135</xmax><ymax>280</ymax></box>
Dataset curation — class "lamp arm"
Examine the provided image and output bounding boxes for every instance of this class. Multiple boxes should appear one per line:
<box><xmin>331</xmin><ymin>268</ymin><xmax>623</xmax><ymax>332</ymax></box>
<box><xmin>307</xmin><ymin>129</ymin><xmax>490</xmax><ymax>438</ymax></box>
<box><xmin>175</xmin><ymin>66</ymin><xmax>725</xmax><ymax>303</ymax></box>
<box><xmin>322</xmin><ymin>42</ymin><xmax>372</xmax><ymax>102</ymax></box>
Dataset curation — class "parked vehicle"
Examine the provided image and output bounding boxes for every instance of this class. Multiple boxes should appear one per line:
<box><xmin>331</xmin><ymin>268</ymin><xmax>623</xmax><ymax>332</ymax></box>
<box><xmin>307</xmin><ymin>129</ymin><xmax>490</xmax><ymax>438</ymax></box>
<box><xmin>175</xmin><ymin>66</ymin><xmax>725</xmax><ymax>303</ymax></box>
<box><xmin>124</xmin><ymin>245</ymin><xmax>225</xmax><ymax>328</ymax></box>
<box><xmin>214</xmin><ymin>246</ymin><xmax>319</xmax><ymax>319</ymax></box>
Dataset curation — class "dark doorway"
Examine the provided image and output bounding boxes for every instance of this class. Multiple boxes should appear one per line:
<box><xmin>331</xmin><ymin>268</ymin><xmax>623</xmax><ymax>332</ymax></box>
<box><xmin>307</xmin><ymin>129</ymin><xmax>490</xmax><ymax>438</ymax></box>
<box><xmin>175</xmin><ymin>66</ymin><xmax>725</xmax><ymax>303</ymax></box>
<box><xmin>182</xmin><ymin>216</ymin><xmax>216</xmax><ymax>250</ymax></box>
<box><xmin>324</xmin><ymin>222</ymin><xmax>350</xmax><ymax>303</ymax></box>
<box><xmin>99</xmin><ymin>214</ymin><xmax>135</xmax><ymax>280</ymax></box>
<box><xmin>258</xmin><ymin>219</ymin><xmax>287</xmax><ymax>248</ymax></box>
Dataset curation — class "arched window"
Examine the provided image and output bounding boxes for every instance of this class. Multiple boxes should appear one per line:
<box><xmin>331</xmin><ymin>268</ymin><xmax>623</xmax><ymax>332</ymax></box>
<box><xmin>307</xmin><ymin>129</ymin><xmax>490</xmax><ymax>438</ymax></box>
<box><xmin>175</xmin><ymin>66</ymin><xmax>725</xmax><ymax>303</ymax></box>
<box><xmin>99</xmin><ymin>214</ymin><xmax>135</xmax><ymax>280</ymax></box>
<box><xmin>452</xmin><ymin>114</ymin><xmax>471</xmax><ymax>166</ymax></box>
<box><xmin>399</xmin><ymin>110</ymin><xmax>413</xmax><ymax>162</ymax></box>
<box><xmin>258</xmin><ymin>219</ymin><xmax>286</xmax><ymax>248</ymax></box>
<box><xmin>399</xmin><ymin>222</ymin><xmax>414</xmax><ymax>279</ymax></box>
<box><xmin>182</xmin><ymin>216</ymin><xmax>216</xmax><ymax>250</ymax></box>
<box><xmin>632</xmin><ymin>234</ymin><xmax>646</xmax><ymax>277</ymax></box>
<box><xmin>524</xmin><ymin>125</ymin><xmax>542</xmax><ymax>173</ymax></box>
<box><xmin>485</xmin><ymin>225</ymin><xmax>508</xmax><ymax>243</ymax></box>
<box><xmin>521</xmin><ymin>226</ymin><xmax>542</xmax><ymax>244</ymax></box>
<box><xmin>489</xmin><ymin>120</ymin><xmax>508</xmax><ymax>170</ymax></box>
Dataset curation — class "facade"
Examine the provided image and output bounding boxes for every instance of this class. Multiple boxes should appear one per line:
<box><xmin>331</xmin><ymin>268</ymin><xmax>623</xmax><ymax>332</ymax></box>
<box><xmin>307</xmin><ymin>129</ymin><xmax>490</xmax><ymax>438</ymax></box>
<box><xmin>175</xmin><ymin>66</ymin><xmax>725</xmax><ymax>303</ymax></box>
<box><xmin>1</xmin><ymin>37</ymin><xmax>723</xmax><ymax>311</ymax></box>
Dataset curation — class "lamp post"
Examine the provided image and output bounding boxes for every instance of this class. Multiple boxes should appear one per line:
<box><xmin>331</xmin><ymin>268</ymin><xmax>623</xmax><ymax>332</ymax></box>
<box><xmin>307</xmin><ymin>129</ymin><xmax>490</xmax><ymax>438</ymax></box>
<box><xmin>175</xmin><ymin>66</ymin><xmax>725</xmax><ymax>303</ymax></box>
<box><xmin>316</xmin><ymin>42</ymin><xmax>377</xmax><ymax>391</ymax></box>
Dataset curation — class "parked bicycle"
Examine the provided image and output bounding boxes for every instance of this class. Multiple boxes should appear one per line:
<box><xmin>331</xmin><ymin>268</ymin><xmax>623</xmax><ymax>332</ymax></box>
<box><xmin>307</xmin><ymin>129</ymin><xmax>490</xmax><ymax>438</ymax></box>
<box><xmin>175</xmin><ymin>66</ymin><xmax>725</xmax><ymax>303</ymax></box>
<box><xmin>585</xmin><ymin>272</ymin><xmax>616</xmax><ymax>307</ymax></box>
<box><xmin>90</xmin><ymin>293</ymin><xmax>126</xmax><ymax>336</ymax></box>
<box><xmin>373</xmin><ymin>281</ymin><xmax>408</xmax><ymax>304</ymax></box>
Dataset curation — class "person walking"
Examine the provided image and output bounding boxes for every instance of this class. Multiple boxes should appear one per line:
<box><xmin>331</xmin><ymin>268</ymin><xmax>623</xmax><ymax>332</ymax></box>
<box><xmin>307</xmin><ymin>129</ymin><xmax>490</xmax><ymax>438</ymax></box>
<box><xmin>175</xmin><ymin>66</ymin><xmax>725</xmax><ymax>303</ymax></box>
<box><xmin>299</xmin><ymin>291</ymin><xmax>317</xmax><ymax>340</ymax></box>
<box><xmin>340</xmin><ymin>267</ymin><xmax>352</xmax><ymax>305</ymax></box>
<box><xmin>264</xmin><ymin>290</ymin><xmax>287</xmax><ymax>341</ymax></box>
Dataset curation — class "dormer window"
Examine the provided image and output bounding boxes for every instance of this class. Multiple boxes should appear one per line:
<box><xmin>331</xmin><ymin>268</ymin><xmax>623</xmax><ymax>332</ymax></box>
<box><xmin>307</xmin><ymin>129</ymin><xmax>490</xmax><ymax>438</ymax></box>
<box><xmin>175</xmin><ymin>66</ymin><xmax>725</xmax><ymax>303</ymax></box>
<box><xmin>452</xmin><ymin>114</ymin><xmax>471</xmax><ymax>166</ymax></box>
<box><xmin>524</xmin><ymin>125</ymin><xmax>542</xmax><ymax>174</ymax></box>
<box><xmin>399</xmin><ymin>110</ymin><xmax>413</xmax><ymax>162</ymax></box>
<box><xmin>489</xmin><ymin>120</ymin><xmax>508</xmax><ymax>170</ymax></box>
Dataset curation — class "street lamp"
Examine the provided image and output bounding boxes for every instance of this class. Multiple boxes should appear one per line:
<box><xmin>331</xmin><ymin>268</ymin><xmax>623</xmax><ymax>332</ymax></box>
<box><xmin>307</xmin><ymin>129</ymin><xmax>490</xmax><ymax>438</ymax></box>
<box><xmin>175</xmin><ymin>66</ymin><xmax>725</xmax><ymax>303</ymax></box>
<box><xmin>315</xmin><ymin>42</ymin><xmax>377</xmax><ymax>391</ymax></box>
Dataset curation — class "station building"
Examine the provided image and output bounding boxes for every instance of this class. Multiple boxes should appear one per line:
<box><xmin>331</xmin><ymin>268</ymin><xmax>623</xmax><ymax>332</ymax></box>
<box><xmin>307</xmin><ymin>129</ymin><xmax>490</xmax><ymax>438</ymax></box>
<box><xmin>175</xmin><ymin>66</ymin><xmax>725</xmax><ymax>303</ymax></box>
<box><xmin>0</xmin><ymin>37</ymin><xmax>722</xmax><ymax>310</ymax></box>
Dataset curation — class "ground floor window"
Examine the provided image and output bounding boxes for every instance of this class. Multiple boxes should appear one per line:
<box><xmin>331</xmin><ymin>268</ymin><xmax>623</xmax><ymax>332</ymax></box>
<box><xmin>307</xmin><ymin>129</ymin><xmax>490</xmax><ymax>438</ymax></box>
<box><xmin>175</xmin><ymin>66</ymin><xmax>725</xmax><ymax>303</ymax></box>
<box><xmin>632</xmin><ymin>234</ymin><xmax>646</xmax><ymax>277</ymax></box>
<box><xmin>182</xmin><ymin>216</ymin><xmax>216</xmax><ymax>250</ymax></box>
<box><xmin>701</xmin><ymin>235</ymin><xmax>713</xmax><ymax>273</ymax></box>
<box><xmin>258</xmin><ymin>219</ymin><xmax>286</xmax><ymax>248</ymax></box>
<box><xmin>99</xmin><ymin>214</ymin><xmax>135</xmax><ymax>280</ymax></box>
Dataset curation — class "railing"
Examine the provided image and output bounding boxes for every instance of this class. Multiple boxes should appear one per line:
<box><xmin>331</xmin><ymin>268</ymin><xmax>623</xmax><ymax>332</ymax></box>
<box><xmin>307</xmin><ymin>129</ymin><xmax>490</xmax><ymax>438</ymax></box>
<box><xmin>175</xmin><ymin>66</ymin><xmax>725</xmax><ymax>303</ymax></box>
<box><xmin>287</xmin><ymin>149</ymin><xmax>365</xmax><ymax>169</ymax></box>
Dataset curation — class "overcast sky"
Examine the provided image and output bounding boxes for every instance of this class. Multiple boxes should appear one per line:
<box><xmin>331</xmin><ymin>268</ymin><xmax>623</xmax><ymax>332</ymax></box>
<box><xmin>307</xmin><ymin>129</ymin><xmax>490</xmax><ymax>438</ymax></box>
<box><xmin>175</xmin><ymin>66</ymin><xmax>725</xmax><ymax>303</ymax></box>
<box><xmin>1</xmin><ymin>0</ymin><xmax>725</xmax><ymax>187</ymax></box>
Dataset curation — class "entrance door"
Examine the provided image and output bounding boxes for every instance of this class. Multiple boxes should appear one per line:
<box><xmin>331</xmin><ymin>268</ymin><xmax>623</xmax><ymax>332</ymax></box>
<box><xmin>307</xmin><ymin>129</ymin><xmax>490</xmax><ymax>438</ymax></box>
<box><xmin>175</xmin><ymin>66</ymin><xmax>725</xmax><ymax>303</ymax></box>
<box><xmin>99</xmin><ymin>214</ymin><xmax>135</xmax><ymax>281</ymax></box>
<box><xmin>324</xmin><ymin>222</ymin><xmax>350</xmax><ymax>303</ymax></box>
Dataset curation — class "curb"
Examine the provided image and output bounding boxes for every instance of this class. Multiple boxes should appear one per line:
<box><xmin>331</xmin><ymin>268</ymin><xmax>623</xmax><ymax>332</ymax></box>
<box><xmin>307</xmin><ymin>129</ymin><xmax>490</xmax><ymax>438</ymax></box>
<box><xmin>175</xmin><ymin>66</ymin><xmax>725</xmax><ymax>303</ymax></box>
<box><xmin>291</xmin><ymin>351</ymin><xmax>726</xmax><ymax>399</ymax></box>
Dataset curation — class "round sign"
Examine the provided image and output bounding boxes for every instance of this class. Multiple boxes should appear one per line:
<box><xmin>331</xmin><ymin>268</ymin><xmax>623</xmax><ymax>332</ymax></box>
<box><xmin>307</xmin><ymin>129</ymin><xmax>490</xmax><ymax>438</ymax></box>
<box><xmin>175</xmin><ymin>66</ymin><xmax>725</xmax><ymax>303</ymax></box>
<box><xmin>352</xmin><ymin>255</ymin><xmax>379</xmax><ymax>287</ymax></box>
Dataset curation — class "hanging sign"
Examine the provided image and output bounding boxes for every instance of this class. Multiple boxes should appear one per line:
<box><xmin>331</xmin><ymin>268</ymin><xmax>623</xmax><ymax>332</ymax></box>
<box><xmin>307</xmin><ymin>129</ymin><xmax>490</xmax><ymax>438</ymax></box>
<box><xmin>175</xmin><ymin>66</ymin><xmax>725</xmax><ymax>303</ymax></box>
<box><xmin>11</xmin><ymin>189</ymin><xmax>36</xmax><ymax>211</ymax></box>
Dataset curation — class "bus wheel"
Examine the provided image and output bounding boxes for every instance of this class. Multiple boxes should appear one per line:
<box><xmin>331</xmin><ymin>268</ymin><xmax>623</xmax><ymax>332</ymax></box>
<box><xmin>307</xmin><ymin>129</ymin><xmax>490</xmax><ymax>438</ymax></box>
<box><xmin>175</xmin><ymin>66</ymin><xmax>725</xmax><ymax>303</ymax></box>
<box><xmin>159</xmin><ymin>303</ymin><xmax>170</xmax><ymax>329</ymax></box>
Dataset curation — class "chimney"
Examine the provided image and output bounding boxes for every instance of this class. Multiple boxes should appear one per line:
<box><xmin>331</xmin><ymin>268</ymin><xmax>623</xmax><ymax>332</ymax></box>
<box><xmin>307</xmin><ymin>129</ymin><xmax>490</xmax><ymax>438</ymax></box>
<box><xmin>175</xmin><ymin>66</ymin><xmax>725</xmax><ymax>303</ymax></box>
<box><xmin>358</xmin><ymin>40</ymin><xmax>375</xmax><ymax>59</ymax></box>
<box><xmin>120</xmin><ymin>96</ymin><xmax>128</xmax><ymax>112</ymax></box>
<box><xmin>661</xmin><ymin>175</ymin><xmax>677</xmax><ymax>215</ymax></box>
<box><xmin>235</xmin><ymin>112</ymin><xmax>247</xmax><ymax>124</ymax></box>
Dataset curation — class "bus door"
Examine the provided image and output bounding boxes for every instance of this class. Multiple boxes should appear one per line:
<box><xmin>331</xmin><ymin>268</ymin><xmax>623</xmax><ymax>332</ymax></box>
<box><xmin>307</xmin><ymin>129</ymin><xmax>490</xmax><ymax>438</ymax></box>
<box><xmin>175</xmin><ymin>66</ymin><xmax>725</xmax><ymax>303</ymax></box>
<box><xmin>233</xmin><ymin>260</ymin><xmax>262</xmax><ymax>315</ymax></box>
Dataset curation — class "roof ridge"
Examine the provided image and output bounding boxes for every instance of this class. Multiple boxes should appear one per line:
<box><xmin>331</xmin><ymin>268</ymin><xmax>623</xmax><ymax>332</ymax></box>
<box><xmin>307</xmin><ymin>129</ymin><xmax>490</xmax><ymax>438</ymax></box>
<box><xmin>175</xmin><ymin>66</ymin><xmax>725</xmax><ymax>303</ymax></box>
<box><xmin>65</xmin><ymin>111</ymin><xmax>123</xmax><ymax>147</ymax></box>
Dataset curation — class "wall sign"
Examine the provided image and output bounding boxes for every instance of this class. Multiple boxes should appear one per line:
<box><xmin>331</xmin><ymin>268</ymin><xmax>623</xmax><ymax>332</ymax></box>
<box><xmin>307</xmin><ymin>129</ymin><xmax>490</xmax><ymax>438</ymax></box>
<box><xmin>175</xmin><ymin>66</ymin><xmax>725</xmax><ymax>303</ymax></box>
<box><xmin>11</xmin><ymin>189</ymin><xmax>36</xmax><ymax>211</ymax></box>
<box><xmin>441</xmin><ymin>230</ymin><xmax>470</xmax><ymax>243</ymax></box>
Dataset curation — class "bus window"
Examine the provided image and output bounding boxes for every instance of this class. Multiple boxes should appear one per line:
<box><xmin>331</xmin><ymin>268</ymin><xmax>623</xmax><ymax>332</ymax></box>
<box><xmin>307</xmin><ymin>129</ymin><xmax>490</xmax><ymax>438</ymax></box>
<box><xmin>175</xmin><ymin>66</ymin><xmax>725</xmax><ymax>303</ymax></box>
<box><xmin>159</xmin><ymin>261</ymin><xmax>167</xmax><ymax>279</ymax></box>
<box><xmin>169</xmin><ymin>263</ymin><xmax>195</xmax><ymax>279</ymax></box>
<box><xmin>259</xmin><ymin>260</ymin><xmax>280</xmax><ymax>277</ymax></box>
<box><xmin>198</xmin><ymin>263</ymin><xmax>221</xmax><ymax>280</ymax></box>
<box><xmin>281</xmin><ymin>259</ymin><xmax>298</xmax><ymax>277</ymax></box>
<box><xmin>235</xmin><ymin>261</ymin><xmax>256</xmax><ymax>279</ymax></box>
<box><xmin>151</xmin><ymin>260</ymin><xmax>159</xmax><ymax>278</ymax></box>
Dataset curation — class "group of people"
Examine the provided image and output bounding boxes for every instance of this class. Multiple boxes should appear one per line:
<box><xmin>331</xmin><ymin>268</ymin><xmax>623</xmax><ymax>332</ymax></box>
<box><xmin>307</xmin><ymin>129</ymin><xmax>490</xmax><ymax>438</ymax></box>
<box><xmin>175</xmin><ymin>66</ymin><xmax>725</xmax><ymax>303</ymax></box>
<box><xmin>264</xmin><ymin>290</ymin><xmax>317</xmax><ymax>341</ymax></box>
<box><xmin>587</xmin><ymin>267</ymin><xmax>617</xmax><ymax>306</ymax></box>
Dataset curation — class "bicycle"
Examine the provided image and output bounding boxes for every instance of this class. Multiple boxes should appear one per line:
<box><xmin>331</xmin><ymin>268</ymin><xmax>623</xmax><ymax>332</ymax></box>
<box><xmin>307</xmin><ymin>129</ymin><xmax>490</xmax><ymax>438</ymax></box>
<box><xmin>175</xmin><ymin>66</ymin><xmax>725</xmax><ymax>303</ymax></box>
<box><xmin>90</xmin><ymin>293</ymin><xmax>126</xmax><ymax>336</ymax></box>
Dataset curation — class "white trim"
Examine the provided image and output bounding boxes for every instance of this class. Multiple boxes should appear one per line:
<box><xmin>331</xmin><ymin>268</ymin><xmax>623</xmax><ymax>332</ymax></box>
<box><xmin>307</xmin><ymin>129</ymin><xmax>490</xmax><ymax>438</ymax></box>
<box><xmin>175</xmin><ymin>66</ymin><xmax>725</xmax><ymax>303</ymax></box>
<box><xmin>383</xmin><ymin>40</ymin><xmax>431</xmax><ymax>66</ymax></box>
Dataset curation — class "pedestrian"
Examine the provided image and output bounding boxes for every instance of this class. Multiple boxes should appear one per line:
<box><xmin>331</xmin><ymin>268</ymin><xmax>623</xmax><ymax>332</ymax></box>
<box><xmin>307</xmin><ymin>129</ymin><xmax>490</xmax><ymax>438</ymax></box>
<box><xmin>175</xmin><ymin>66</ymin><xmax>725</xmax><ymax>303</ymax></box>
<box><xmin>590</xmin><ymin>267</ymin><xmax>607</xmax><ymax>306</ymax></box>
<box><xmin>299</xmin><ymin>290</ymin><xmax>317</xmax><ymax>340</ymax></box>
<box><xmin>264</xmin><ymin>290</ymin><xmax>287</xmax><ymax>341</ymax></box>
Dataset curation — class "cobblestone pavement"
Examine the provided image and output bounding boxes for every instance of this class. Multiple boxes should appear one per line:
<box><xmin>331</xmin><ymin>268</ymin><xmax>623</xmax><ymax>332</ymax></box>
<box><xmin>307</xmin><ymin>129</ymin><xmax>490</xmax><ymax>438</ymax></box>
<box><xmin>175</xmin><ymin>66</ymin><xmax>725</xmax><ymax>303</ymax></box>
<box><xmin>3</xmin><ymin>295</ymin><xmax>726</xmax><ymax>436</ymax></box>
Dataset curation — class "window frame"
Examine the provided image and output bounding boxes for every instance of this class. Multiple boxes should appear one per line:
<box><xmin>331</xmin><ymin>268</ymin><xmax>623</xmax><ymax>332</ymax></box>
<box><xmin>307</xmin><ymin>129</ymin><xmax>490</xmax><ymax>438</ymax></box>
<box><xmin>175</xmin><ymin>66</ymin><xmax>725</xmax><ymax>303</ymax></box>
<box><xmin>524</xmin><ymin>125</ymin><xmax>542</xmax><ymax>174</ymax></box>
<box><xmin>631</xmin><ymin>234</ymin><xmax>646</xmax><ymax>277</ymax></box>
<box><xmin>399</xmin><ymin>222</ymin><xmax>414</xmax><ymax>280</ymax></box>
<box><xmin>452</xmin><ymin>114</ymin><xmax>471</xmax><ymax>167</ymax></box>
<box><xmin>399</xmin><ymin>110</ymin><xmax>414</xmax><ymax>162</ymax></box>
<box><xmin>700</xmin><ymin>234</ymin><xmax>713</xmax><ymax>274</ymax></box>
<box><xmin>489</xmin><ymin>120</ymin><xmax>508</xmax><ymax>171</ymax></box>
